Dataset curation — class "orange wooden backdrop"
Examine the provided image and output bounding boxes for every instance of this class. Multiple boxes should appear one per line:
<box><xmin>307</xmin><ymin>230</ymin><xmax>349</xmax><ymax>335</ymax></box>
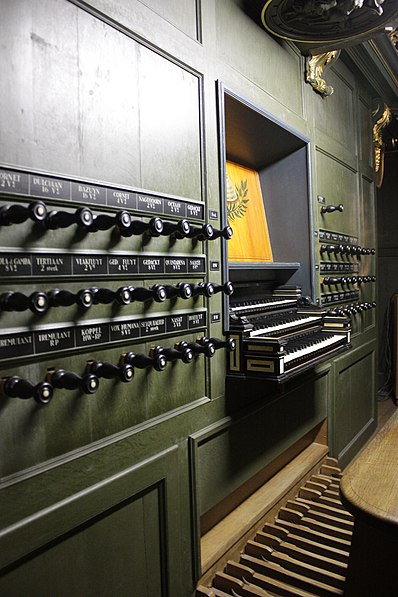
<box><xmin>226</xmin><ymin>161</ymin><xmax>273</xmax><ymax>262</ymax></box>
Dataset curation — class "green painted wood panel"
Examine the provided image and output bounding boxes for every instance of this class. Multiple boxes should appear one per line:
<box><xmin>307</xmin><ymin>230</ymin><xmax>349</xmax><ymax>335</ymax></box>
<box><xmin>215</xmin><ymin>0</ymin><xmax>305</xmax><ymax>120</ymax></box>
<box><xmin>312</xmin><ymin>63</ymin><xmax>358</xmax><ymax>170</ymax></box>
<box><xmin>0</xmin><ymin>446</ymin><xmax>187</xmax><ymax>596</ymax></box>
<box><xmin>330</xmin><ymin>342</ymin><xmax>377</xmax><ymax>466</ymax></box>
<box><xmin>315</xmin><ymin>150</ymin><xmax>359</xmax><ymax>237</ymax></box>
<box><xmin>193</xmin><ymin>371</ymin><xmax>328</xmax><ymax>516</ymax></box>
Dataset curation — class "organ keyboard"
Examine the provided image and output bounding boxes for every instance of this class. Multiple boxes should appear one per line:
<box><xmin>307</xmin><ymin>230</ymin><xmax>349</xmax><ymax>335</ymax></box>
<box><xmin>228</xmin><ymin>285</ymin><xmax>351</xmax><ymax>382</ymax></box>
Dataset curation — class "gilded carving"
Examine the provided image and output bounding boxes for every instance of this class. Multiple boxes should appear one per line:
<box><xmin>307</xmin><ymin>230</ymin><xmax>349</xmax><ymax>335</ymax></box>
<box><xmin>305</xmin><ymin>50</ymin><xmax>340</xmax><ymax>96</ymax></box>
<box><xmin>372</xmin><ymin>103</ymin><xmax>391</xmax><ymax>188</ymax></box>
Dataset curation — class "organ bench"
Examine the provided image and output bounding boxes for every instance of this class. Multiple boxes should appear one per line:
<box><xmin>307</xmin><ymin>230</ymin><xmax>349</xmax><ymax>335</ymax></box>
<box><xmin>340</xmin><ymin>408</ymin><xmax>398</xmax><ymax>596</ymax></box>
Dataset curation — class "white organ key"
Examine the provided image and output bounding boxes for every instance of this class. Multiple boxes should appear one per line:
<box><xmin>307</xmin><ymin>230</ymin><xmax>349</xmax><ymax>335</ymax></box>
<box><xmin>284</xmin><ymin>334</ymin><xmax>343</xmax><ymax>364</ymax></box>
<box><xmin>231</xmin><ymin>299</ymin><xmax>296</xmax><ymax>313</ymax></box>
<box><xmin>250</xmin><ymin>315</ymin><xmax>320</xmax><ymax>337</ymax></box>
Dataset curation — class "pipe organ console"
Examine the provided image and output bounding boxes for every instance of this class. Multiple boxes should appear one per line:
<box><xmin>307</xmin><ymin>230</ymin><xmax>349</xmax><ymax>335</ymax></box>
<box><xmin>0</xmin><ymin>165</ymin><xmax>235</xmax><ymax>408</ymax></box>
<box><xmin>227</xmin><ymin>284</ymin><xmax>351</xmax><ymax>382</ymax></box>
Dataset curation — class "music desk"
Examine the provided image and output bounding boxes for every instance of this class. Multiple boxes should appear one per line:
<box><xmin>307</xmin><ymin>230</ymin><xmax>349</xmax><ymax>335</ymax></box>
<box><xmin>340</xmin><ymin>408</ymin><xmax>398</xmax><ymax>596</ymax></box>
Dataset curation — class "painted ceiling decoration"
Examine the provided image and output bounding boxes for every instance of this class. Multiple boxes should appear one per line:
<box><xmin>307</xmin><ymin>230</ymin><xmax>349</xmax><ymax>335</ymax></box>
<box><xmin>247</xmin><ymin>0</ymin><xmax>398</xmax><ymax>54</ymax></box>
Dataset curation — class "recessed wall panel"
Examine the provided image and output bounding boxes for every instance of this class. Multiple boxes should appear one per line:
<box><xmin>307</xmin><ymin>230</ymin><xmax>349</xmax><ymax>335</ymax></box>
<box><xmin>216</xmin><ymin>0</ymin><xmax>304</xmax><ymax>118</ymax></box>
<box><xmin>313</xmin><ymin>65</ymin><xmax>357</xmax><ymax>168</ymax></box>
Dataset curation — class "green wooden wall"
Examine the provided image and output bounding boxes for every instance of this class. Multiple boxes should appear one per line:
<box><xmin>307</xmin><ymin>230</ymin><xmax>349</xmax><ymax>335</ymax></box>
<box><xmin>0</xmin><ymin>0</ymin><xmax>378</xmax><ymax>594</ymax></box>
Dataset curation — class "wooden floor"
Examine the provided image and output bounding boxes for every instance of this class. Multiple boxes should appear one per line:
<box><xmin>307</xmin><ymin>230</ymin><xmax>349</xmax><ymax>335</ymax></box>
<box><xmin>376</xmin><ymin>394</ymin><xmax>397</xmax><ymax>430</ymax></box>
<box><xmin>346</xmin><ymin>394</ymin><xmax>397</xmax><ymax>468</ymax></box>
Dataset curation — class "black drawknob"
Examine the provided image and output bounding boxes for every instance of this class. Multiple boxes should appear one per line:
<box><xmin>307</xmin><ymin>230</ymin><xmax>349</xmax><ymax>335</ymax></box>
<box><xmin>160</xmin><ymin>344</ymin><xmax>194</xmax><ymax>364</ymax></box>
<box><xmin>211</xmin><ymin>225</ymin><xmax>233</xmax><ymax>240</ymax></box>
<box><xmin>190</xmin><ymin>282</ymin><xmax>215</xmax><ymax>298</ymax></box>
<box><xmin>160</xmin><ymin>219</ymin><xmax>191</xmax><ymax>238</ymax></box>
<box><xmin>0</xmin><ymin>291</ymin><xmax>49</xmax><ymax>313</ymax></box>
<box><xmin>1</xmin><ymin>376</ymin><xmax>53</xmax><ymax>404</ymax></box>
<box><xmin>130</xmin><ymin>285</ymin><xmax>167</xmax><ymax>303</ymax></box>
<box><xmin>86</xmin><ymin>360</ymin><xmax>134</xmax><ymax>383</ymax></box>
<box><xmin>185</xmin><ymin>338</ymin><xmax>215</xmax><ymax>357</ymax></box>
<box><xmin>335</xmin><ymin>244</ymin><xmax>344</xmax><ymax>255</ymax></box>
<box><xmin>115</xmin><ymin>210</ymin><xmax>133</xmax><ymax>233</ymax></box>
<box><xmin>122</xmin><ymin>217</ymin><xmax>164</xmax><ymax>237</ymax></box>
<box><xmin>325</xmin><ymin>244</ymin><xmax>336</xmax><ymax>254</ymax></box>
<box><xmin>91</xmin><ymin>286</ymin><xmax>132</xmax><ymax>306</ymax></box>
<box><xmin>120</xmin><ymin>349</ymin><xmax>167</xmax><ymax>372</ymax></box>
<box><xmin>45</xmin><ymin>207</ymin><xmax>94</xmax><ymax>230</ymax></box>
<box><xmin>205</xmin><ymin>337</ymin><xmax>236</xmax><ymax>352</ymax></box>
<box><xmin>186</xmin><ymin>223</ymin><xmax>214</xmax><ymax>241</ymax></box>
<box><xmin>0</xmin><ymin>200</ymin><xmax>47</xmax><ymax>226</ymax></box>
<box><xmin>48</xmin><ymin>368</ymin><xmax>99</xmax><ymax>394</ymax></box>
<box><xmin>322</xmin><ymin>277</ymin><xmax>338</xmax><ymax>286</ymax></box>
<box><xmin>320</xmin><ymin>204</ymin><xmax>344</xmax><ymax>214</ymax></box>
<box><xmin>162</xmin><ymin>282</ymin><xmax>192</xmax><ymax>300</ymax></box>
<box><xmin>211</xmin><ymin>281</ymin><xmax>234</xmax><ymax>296</ymax></box>
<box><xmin>327</xmin><ymin>308</ymin><xmax>344</xmax><ymax>316</ymax></box>
<box><xmin>48</xmin><ymin>288</ymin><xmax>94</xmax><ymax>309</ymax></box>
<box><xmin>89</xmin><ymin>210</ymin><xmax>131</xmax><ymax>233</ymax></box>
